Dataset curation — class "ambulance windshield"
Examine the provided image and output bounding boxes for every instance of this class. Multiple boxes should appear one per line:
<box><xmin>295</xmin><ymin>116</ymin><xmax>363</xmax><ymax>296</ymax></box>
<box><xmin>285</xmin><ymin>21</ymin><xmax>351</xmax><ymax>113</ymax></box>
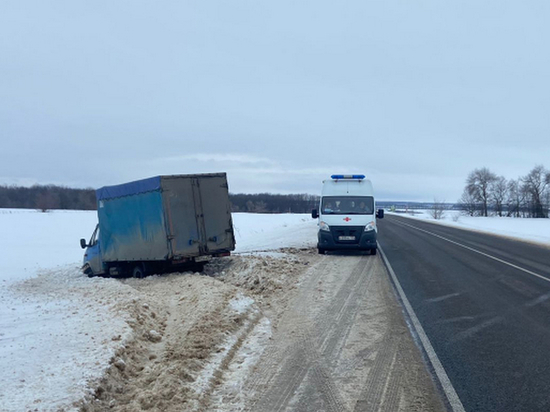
<box><xmin>321</xmin><ymin>196</ymin><xmax>374</xmax><ymax>215</ymax></box>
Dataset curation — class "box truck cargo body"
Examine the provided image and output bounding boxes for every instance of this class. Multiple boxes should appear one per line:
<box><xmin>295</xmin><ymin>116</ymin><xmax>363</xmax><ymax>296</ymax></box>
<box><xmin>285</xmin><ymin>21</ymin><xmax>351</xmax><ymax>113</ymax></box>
<box><xmin>81</xmin><ymin>173</ymin><xmax>235</xmax><ymax>277</ymax></box>
<box><xmin>311</xmin><ymin>175</ymin><xmax>384</xmax><ymax>255</ymax></box>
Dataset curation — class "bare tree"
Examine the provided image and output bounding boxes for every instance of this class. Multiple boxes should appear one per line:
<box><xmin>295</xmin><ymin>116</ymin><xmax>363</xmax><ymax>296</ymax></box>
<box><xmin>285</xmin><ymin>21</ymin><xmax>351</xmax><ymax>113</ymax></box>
<box><xmin>466</xmin><ymin>167</ymin><xmax>497</xmax><ymax>217</ymax></box>
<box><xmin>430</xmin><ymin>198</ymin><xmax>446</xmax><ymax>220</ymax></box>
<box><xmin>491</xmin><ymin>176</ymin><xmax>508</xmax><ymax>217</ymax></box>
<box><xmin>35</xmin><ymin>191</ymin><xmax>59</xmax><ymax>212</ymax></box>
<box><xmin>459</xmin><ymin>188</ymin><xmax>477</xmax><ymax>216</ymax></box>
<box><xmin>522</xmin><ymin>165</ymin><xmax>550</xmax><ymax>218</ymax></box>
<box><xmin>506</xmin><ymin>179</ymin><xmax>520</xmax><ymax>217</ymax></box>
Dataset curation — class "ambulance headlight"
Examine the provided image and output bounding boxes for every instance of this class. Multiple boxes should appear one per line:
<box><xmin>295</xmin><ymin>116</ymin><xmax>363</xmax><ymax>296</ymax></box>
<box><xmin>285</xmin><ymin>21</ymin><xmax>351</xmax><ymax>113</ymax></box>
<box><xmin>319</xmin><ymin>221</ymin><xmax>331</xmax><ymax>232</ymax></box>
<box><xmin>364</xmin><ymin>221</ymin><xmax>376</xmax><ymax>232</ymax></box>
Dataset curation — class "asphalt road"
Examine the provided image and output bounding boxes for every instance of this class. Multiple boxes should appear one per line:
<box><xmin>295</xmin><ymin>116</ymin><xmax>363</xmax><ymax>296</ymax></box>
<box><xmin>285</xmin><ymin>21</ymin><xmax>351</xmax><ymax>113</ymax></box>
<box><xmin>378</xmin><ymin>214</ymin><xmax>550</xmax><ymax>412</ymax></box>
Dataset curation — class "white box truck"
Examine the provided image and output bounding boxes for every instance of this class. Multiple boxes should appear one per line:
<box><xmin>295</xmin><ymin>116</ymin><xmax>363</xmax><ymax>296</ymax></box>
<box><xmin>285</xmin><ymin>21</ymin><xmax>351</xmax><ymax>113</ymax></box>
<box><xmin>311</xmin><ymin>174</ymin><xmax>384</xmax><ymax>255</ymax></box>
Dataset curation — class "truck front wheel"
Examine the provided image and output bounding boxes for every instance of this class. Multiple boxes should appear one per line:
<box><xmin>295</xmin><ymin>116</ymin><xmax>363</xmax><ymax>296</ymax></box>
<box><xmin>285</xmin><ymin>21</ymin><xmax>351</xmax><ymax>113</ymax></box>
<box><xmin>83</xmin><ymin>264</ymin><xmax>95</xmax><ymax>278</ymax></box>
<box><xmin>132</xmin><ymin>265</ymin><xmax>146</xmax><ymax>278</ymax></box>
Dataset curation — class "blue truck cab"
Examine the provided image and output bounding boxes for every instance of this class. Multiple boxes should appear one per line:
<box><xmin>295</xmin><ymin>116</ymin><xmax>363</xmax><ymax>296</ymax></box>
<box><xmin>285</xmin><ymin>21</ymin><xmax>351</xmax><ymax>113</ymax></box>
<box><xmin>81</xmin><ymin>224</ymin><xmax>103</xmax><ymax>274</ymax></box>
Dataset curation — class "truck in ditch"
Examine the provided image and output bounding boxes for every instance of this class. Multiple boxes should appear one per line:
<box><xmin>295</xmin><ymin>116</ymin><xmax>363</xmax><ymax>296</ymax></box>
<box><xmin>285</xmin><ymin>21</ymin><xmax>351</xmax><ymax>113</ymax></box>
<box><xmin>80</xmin><ymin>173</ymin><xmax>236</xmax><ymax>277</ymax></box>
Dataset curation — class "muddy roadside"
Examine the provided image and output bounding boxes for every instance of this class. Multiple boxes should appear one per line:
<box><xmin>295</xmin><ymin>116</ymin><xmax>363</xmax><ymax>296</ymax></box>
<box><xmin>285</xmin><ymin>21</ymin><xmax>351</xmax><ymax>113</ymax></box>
<box><xmin>76</xmin><ymin>249</ymin><xmax>315</xmax><ymax>412</ymax></box>
<box><xmin>211</xmin><ymin>252</ymin><xmax>446</xmax><ymax>412</ymax></box>
<box><xmin>75</xmin><ymin>248</ymin><xmax>445</xmax><ymax>412</ymax></box>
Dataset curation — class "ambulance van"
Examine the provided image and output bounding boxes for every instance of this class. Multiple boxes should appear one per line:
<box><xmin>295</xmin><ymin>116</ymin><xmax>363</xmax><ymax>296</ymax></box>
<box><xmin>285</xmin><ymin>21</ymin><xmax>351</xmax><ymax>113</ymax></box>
<box><xmin>311</xmin><ymin>175</ymin><xmax>384</xmax><ymax>255</ymax></box>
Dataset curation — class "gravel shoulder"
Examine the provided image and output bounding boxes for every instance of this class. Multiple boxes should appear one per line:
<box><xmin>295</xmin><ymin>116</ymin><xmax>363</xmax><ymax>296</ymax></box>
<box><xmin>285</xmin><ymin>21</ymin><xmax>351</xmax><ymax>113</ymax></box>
<box><xmin>226</xmin><ymin>252</ymin><xmax>446</xmax><ymax>412</ymax></box>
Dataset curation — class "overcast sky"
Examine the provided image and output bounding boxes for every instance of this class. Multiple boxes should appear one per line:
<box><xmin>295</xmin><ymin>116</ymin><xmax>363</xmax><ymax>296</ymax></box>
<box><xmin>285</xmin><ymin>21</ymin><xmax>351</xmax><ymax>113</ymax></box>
<box><xmin>1</xmin><ymin>1</ymin><xmax>549</xmax><ymax>201</ymax></box>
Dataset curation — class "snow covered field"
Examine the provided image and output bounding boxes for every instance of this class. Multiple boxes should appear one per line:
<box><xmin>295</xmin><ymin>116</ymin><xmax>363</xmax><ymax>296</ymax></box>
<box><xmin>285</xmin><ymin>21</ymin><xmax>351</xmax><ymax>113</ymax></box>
<box><xmin>389</xmin><ymin>209</ymin><xmax>550</xmax><ymax>246</ymax></box>
<box><xmin>232</xmin><ymin>212</ymin><xmax>316</xmax><ymax>253</ymax></box>
<box><xmin>2</xmin><ymin>207</ymin><xmax>549</xmax><ymax>411</ymax></box>
<box><xmin>0</xmin><ymin>209</ymin><xmax>316</xmax><ymax>412</ymax></box>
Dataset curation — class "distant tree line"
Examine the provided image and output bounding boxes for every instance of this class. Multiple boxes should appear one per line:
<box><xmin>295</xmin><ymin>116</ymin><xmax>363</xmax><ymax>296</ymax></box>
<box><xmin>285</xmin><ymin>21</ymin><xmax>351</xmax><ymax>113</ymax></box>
<box><xmin>0</xmin><ymin>185</ymin><xmax>96</xmax><ymax>211</ymax></box>
<box><xmin>0</xmin><ymin>185</ymin><xmax>320</xmax><ymax>214</ymax></box>
<box><xmin>459</xmin><ymin>165</ymin><xmax>550</xmax><ymax>218</ymax></box>
<box><xmin>230</xmin><ymin>193</ymin><xmax>319</xmax><ymax>213</ymax></box>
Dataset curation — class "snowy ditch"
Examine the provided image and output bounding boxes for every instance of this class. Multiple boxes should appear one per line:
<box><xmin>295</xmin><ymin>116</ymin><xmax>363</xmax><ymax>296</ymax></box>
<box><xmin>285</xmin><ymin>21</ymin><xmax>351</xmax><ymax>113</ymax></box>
<box><xmin>0</xmin><ymin>210</ymin><xmax>317</xmax><ymax>412</ymax></box>
<box><xmin>74</xmin><ymin>252</ymin><xmax>315</xmax><ymax>412</ymax></box>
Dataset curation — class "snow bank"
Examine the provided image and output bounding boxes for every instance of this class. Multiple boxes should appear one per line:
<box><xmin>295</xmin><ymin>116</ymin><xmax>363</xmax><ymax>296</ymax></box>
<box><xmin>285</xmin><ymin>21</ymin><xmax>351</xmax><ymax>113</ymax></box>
<box><xmin>0</xmin><ymin>266</ymin><xmax>137</xmax><ymax>411</ymax></box>
<box><xmin>232</xmin><ymin>212</ymin><xmax>317</xmax><ymax>253</ymax></box>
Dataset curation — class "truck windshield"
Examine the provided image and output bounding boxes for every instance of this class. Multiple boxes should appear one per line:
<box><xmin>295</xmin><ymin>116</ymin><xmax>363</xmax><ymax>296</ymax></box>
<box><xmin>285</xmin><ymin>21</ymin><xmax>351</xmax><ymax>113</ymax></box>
<box><xmin>89</xmin><ymin>224</ymin><xmax>99</xmax><ymax>246</ymax></box>
<box><xmin>322</xmin><ymin>196</ymin><xmax>374</xmax><ymax>215</ymax></box>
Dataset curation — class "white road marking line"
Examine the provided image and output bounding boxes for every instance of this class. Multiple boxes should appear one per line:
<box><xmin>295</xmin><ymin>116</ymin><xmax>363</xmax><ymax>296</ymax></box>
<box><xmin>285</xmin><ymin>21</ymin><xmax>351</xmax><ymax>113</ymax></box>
<box><xmin>391</xmin><ymin>218</ymin><xmax>550</xmax><ymax>284</ymax></box>
<box><xmin>426</xmin><ymin>292</ymin><xmax>461</xmax><ymax>303</ymax></box>
<box><xmin>525</xmin><ymin>291</ymin><xmax>550</xmax><ymax>308</ymax></box>
<box><xmin>379</xmin><ymin>245</ymin><xmax>466</xmax><ymax>412</ymax></box>
<box><xmin>449</xmin><ymin>316</ymin><xmax>503</xmax><ymax>344</ymax></box>
<box><xmin>437</xmin><ymin>316</ymin><xmax>476</xmax><ymax>325</ymax></box>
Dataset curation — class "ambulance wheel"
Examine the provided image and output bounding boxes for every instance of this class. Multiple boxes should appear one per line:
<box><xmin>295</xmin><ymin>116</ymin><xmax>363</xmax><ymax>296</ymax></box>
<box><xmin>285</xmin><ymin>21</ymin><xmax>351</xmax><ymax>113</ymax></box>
<box><xmin>318</xmin><ymin>248</ymin><xmax>326</xmax><ymax>255</ymax></box>
<box><xmin>370</xmin><ymin>248</ymin><xmax>377</xmax><ymax>255</ymax></box>
<box><xmin>132</xmin><ymin>265</ymin><xmax>146</xmax><ymax>278</ymax></box>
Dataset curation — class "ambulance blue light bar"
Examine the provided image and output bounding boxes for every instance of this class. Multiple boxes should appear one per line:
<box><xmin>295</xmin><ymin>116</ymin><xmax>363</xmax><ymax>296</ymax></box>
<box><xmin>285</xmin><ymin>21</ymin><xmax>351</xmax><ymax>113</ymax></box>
<box><xmin>331</xmin><ymin>174</ymin><xmax>365</xmax><ymax>180</ymax></box>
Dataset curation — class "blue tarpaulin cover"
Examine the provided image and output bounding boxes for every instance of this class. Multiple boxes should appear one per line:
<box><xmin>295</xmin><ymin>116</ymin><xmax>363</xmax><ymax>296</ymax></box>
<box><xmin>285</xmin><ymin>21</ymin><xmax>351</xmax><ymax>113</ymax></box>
<box><xmin>98</xmin><ymin>189</ymin><xmax>169</xmax><ymax>261</ymax></box>
<box><xmin>96</xmin><ymin>176</ymin><xmax>161</xmax><ymax>201</ymax></box>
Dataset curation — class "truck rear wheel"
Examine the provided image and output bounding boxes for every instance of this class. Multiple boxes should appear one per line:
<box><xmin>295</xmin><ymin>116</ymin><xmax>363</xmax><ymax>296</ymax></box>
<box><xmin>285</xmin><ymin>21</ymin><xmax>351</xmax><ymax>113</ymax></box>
<box><xmin>192</xmin><ymin>262</ymin><xmax>206</xmax><ymax>273</ymax></box>
<box><xmin>132</xmin><ymin>265</ymin><xmax>146</xmax><ymax>278</ymax></box>
<box><xmin>370</xmin><ymin>248</ymin><xmax>377</xmax><ymax>255</ymax></box>
<box><xmin>318</xmin><ymin>248</ymin><xmax>326</xmax><ymax>255</ymax></box>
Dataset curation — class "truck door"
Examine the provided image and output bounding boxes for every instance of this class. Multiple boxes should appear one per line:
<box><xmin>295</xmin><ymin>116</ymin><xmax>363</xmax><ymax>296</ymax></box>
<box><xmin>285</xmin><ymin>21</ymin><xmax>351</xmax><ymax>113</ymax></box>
<box><xmin>162</xmin><ymin>177</ymin><xmax>201</xmax><ymax>257</ymax></box>
<box><xmin>195</xmin><ymin>175</ymin><xmax>235</xmax><ymax>253</ymax></box>
<box><xmin>191</xmin><ymin>178</ymin><xmax>207</xmax><ymax>254</ymax></box>
<box><xmin>162</xmin><ymin>175</ymin><xmax>235</xmax><ymax>257</ymax></box>
<box><xmin>85</xmin><ymin>225</ymin><xmax>104</xmax><ymax>275</ymax></box>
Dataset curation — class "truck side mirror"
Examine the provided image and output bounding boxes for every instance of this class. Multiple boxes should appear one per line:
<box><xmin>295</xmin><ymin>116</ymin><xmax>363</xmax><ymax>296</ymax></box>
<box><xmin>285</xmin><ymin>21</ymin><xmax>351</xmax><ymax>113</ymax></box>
<box><xmin>80</xmin><ymin>238</ymin><xmax>87</xmax><ymax>249</ymax></box>
<box><xmin>377</xmin><ymin>209</ymin><xmax>384</xmax><ymax>219</ymax></box>
<box><xmin>311</xmin><ymin>209</ymin><xmax>319</xmax><ymax>219</ymax></box>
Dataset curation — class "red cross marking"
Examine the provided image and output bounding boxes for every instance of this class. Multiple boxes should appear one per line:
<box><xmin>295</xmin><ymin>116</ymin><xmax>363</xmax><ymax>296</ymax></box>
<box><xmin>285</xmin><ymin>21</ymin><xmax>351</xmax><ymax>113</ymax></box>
<box><xmin>343</xmin><ymin>217</ymin><xmax>351</xmax><ymax>222</ymax></box>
